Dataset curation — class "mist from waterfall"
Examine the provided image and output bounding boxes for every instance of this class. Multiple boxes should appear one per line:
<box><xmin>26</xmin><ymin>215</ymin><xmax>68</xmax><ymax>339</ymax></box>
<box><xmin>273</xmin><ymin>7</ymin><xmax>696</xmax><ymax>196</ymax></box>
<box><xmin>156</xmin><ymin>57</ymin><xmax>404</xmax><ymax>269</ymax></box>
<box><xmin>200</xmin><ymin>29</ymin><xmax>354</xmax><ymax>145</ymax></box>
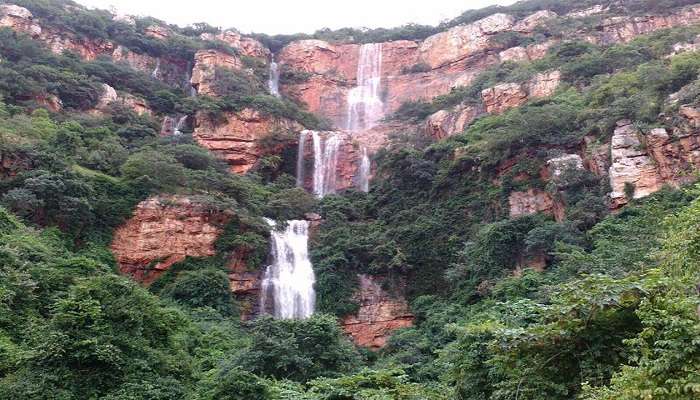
<box><xmin>358</xmin><ymin>147</ymin><xmax>370</xmax><ymax>192</ymax></box>
<box><xmin>260</xmin><ymin>219</ymin><xmax>315</xmax><ymax>319</ymax></box>
<box><xmin>268</xmin><ymin>56</ymin><xmax>281</xmax><ymax>97</ymax></box>
<box><xmin>347</xmin><ymin>43</ymin><xmax>384</xmax><ymax>131</ymax></box>
<box><xmin>312</xmin><ymin>131</ymin><xmax>340</xmax><ymax>198</ymax></box>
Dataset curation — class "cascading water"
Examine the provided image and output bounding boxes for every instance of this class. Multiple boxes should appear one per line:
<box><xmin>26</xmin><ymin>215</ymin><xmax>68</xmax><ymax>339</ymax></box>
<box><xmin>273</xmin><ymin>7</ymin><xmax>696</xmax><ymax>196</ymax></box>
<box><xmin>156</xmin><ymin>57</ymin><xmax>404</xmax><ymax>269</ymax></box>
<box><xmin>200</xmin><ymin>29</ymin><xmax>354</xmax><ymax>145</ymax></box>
<box><xmin>311</xmin><ymin>131</ymin><xmax>340</xmax><ymax>198</ymax></box>
<box><xmin>260</xmin><ymin>219</ymin><xmax>315</xmax><ymax>319</ymax></box>
<box><xmin>358</xmin><ymin>147</ymin><xmax>370</xmax><ymax>192</ymax></box>
<box><xmin>268</xmin><ymin>56</ymin><xmax>281</xmax><ymax>97</ymax></box>
<box><xmin>296</xmin><ymin>131</ymin><xmax>308</xmax><ymax>188</ymax></box>
<box><xmin>151</xmin><ymin>58</ymin><xmax>161</xmax><ymax>79</ymax></box>
<box><xmin>347</xmin><ymin>43</ymin><xmax>384</xmax><ymax>131</ymax></box>
<box><xmin>174</xmin><ymin>116</ymin><xmax>187</xmax><ymax>136</ymax></box>
<box><xmin>184</xmin><ymin>61</ymin><xmax>197</xmax><ymax>97</ymax></box>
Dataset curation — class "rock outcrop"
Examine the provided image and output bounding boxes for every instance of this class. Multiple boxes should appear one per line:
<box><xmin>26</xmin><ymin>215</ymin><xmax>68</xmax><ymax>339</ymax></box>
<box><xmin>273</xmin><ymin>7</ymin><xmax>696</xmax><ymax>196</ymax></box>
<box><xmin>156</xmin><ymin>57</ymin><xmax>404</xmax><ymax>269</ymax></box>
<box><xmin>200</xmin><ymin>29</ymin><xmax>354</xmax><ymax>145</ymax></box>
<box><xmin>498</xmin><ymin>40</ymin><xmax>556</xmax><ymax>63</ymax></box>
<box><xmin>144</xmin><ymin>25</ymin><xmax>171</xmax><ymax>40</ymax></box>
<box><xmin>191</xmin><ymin>49</ymin><xmax>243</xmax><ymax>96</ymax></box>
<box><xmin>425</xmin><ymin>105</ymin><xmax>482</xmax><ymax>139</ymax></box>
<box><xmin>201</xmin><ymin>31</ymin><xmax>270</xmax><ymax>59</ymax></box>
<box><xmin>0</xmin><ymin>4</ymin><xmax>41</xmax><ymax>37</ymax></box>
<box><xmin>509</xmin><ymin>188</ymin><xmax>563</xmax><ymax>221</ymax></box>
<box><xmin>91</xmin><ymin>83</ymin><xmax>151</xmax><ymax>115</ymax></box>
<box><xmin>608</xmin><ymin>107</ymin><xmax>700</xmax><ymax>208</ymax></box>
<box><xmin>194</xmin><ymin>109</ymin><xmax>303</xmax><ymax>174</ymax></box>
<box><xmin>111</xmin><ymin>196</ymin><xmax>231</xmax><ymax>283</ymax></box>
<box><xmin>547</xmin><ymin>154</ymin><xmax>585</xmax><ymax>180</ymax></box>
<box><xmin>608</xmin><ymin>121</ymin><xmax>664</xmax><ymax>208</ymax></box>
<box><xmin>418</xmin><ymin>13</ymin><xmax>515</xmax><ymax>69</ymax></box>
<box><xmin>342</xmin><ymin>275</ymin><xmax>414</xmax><ymax>349</ymax></box>
<box><xmin>481</xmin><ymin>70</ymin><xmax>561</xmax><ymax>114</ymax></box>
<box><xmin>228</xmin><ymin>260</ymin><xmax>262</xmax><ymax>320</ymax></box>
<box><xmin>587</xmin><ymin>5</ymin><xmax>700</xmax><ymax>45</ymax></box>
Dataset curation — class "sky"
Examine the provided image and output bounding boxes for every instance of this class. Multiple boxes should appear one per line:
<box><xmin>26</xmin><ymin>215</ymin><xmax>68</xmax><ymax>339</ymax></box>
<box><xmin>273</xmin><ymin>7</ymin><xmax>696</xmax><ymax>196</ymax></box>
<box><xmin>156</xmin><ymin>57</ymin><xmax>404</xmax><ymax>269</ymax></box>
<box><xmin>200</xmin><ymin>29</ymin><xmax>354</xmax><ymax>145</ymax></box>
<box><xmin>75</xmin><ymin>0</ymin><xmax>519</xmax><ymax>35</ymax></box>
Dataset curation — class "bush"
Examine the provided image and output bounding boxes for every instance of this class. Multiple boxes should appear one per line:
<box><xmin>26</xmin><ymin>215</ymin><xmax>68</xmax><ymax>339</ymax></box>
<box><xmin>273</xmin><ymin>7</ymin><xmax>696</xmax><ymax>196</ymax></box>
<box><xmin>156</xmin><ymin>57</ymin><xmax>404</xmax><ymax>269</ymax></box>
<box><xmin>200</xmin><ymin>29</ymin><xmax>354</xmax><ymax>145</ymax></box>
<box><xmin>236</xmin><ymin>314</ymin><xmax>361</xmax><ymax>382</ymax></box>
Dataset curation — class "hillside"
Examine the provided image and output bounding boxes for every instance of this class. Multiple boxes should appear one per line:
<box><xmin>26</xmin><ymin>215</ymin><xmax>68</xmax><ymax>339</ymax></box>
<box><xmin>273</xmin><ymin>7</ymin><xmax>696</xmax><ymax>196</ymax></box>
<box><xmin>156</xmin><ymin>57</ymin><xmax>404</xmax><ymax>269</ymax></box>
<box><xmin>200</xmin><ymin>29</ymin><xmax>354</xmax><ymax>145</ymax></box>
<box><xmin>0</xmin><ymin>0</ymin><xmax>700</xmax><ymax>399</ymax></box>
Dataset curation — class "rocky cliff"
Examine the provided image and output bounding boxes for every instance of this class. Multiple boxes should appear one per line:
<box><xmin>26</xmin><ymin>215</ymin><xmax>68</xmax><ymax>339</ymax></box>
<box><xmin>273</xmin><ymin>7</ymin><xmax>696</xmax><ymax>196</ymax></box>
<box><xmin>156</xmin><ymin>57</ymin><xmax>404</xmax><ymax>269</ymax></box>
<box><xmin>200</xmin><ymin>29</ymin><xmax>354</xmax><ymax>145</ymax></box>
<box><xmin>194</xmin><ymin>109</ymin><xmax>303</xmax><ymax>174</ymax></box>
<box><xmin>111</xmin><ymin>196</ymin><xmax>231</xmax><ymax>283</ymax></box>
<box><xmin>342</xmin><ymin>275</ymin><xmax>414</xmax><ymax>349</ymax></box>
<box><xmin>609</xmin><ymin>107</ymin><xmax>700</xmax><ymax>207</ymax></box>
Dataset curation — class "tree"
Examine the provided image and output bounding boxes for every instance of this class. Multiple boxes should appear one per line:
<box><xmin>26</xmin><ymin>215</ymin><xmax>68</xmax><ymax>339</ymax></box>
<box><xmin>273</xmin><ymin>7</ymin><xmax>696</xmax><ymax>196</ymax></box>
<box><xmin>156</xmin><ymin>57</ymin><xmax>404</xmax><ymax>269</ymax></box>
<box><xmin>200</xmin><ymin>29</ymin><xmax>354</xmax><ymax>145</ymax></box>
<box><xmin>236</xmin><ymin>314</ymin><xmax>361</xmax><ymax>382</ymax></box>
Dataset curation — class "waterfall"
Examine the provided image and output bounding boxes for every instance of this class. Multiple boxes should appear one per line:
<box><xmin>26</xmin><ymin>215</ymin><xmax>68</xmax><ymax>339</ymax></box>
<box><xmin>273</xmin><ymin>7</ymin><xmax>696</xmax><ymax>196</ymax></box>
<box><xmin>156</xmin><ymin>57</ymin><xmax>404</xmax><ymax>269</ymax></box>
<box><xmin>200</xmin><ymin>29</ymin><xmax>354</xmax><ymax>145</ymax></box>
<box><xmin>296</xmin><ymin>131</ymin><xmax>307</xmax><ymax>188</ymax></box>
<box><xmin>311</xmin><ymin>131</ymin><xmax>340</xmax><ymax>198</ymax></box>
<box><xmin>358</xmin><ymin>147</ymin><xmax>370</xmax><ymax>192</ymax></box>
<box><xmin>151</xmin><ymin>58</ymin><xmax>161</xmax><ymax>79</ymax></box>
<box><xmin>174</xmin><ymin>116</ymin><xmax>187</xmax><ymax>136</ymax></box>
<box><xmin>184</xmin><ymin>61</ymin><xmax>197</xmax><ymax>97</ymax></box>
<box><xmin>260</xmin><ymin>219</ymin><xmax>315</xmax><ymax>319</ymax></box>
<box><xmin>268</xmin><ymin>55</ymin><xmax>281</xmax><ymax>97</ymax></box>
<box><xmin>347</xmin><ymin>43</ymin><xmax>384</xmax><ymax>131</ymax></box>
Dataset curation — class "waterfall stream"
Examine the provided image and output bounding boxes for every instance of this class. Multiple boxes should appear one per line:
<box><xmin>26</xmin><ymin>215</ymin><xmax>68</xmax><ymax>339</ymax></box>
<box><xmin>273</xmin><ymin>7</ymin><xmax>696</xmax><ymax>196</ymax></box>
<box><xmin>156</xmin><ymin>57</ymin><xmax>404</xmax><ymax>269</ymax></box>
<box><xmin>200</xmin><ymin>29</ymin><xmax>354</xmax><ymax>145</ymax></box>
<box><xmin>358</xmin><ymin>147</ymin><xmax>370</xmax><ymax>193</ymax></box>
<box><xmin>296</xmin><ymin>131</ymin><xmax>308</xmax><ymax>188</ymax></box>
<box><xmin>260</xmin><ymin>219</ymin><xmax>315</xmax><ymax>319</ymax></box>
<box><xmin>311</xmin><ymin>131</ymin><xmax>340</xmax><ymax>198</ymax></box>
<box><xmin>174</xmin><ymin>116</ymin><xmax>187</xmax><ymax>136</ymax></box>
<box><xmin>151</xmin><ymin>58</ymin><xmax>161</xmax><ymax>79</ymax></box>
<box><xmin>347</xmin><ymin>43</ymin><xmax>384</xmax><ymax>131</ymax></box>
<box><xmin>268</xmin><ymin>56</ymin><xmax>281</xmax><ymax>97</ymax></box>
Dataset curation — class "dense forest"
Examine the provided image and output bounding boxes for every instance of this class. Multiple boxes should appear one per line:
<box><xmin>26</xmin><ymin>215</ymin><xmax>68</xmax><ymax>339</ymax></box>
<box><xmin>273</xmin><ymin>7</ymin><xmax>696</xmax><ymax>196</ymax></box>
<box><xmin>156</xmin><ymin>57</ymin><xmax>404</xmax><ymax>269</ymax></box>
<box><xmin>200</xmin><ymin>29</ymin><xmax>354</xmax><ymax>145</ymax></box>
<box><xmin>0</xmin><ymin>0</ymin><xmax>699</xmax><ymax>399</ymax></box>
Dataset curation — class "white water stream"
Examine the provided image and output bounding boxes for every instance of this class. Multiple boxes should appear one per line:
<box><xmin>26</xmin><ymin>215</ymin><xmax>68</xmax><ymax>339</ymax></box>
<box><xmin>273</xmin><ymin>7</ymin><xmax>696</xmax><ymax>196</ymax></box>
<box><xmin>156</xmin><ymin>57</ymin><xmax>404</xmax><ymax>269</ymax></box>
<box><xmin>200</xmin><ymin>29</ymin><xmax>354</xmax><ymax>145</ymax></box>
<box><xmin>347</xmin><ymin>43</ymin><xmax>384</xmax><ymax>131</ymax></box>
<box><xmin>268</xmin><ymin>55</ymin><xmax>281</xmax><ymax>97</ymax></box>
<box><xmin>260</xmin><ymin>219</ymin><xmax>315</xmax><ymax>319</ymax></box>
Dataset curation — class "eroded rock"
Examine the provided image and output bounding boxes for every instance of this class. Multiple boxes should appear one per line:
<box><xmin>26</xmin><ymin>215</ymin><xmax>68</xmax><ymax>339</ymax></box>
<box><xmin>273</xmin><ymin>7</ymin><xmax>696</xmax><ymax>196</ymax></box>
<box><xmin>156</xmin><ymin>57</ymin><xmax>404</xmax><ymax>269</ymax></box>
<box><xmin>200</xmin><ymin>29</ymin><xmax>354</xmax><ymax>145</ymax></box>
<box><xmin>342</xmin><ymin>275</ymin><xmax>414</xmax><ymax>350</ymax></box>
<box><xmin>111</xmin><ymin>196</ymin><xmax>231</xmax><ymax>283</ymax></box>
<box><xmin>194</xmin><ymin>109</ymin><xmax>303</xmax><ymax>174</ymax></box>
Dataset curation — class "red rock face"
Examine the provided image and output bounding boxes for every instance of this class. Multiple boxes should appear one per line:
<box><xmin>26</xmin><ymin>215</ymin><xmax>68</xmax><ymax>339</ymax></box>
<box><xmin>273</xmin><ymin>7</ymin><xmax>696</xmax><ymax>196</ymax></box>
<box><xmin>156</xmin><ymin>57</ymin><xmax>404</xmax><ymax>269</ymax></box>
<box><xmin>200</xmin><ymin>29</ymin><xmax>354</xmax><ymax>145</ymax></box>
<box><xmin>481</xmin><ymin>70</ymin><xmax>561</xmax><ymax>114</ymax></box>
<box><xmin>425</xmin><ymin>105</ymin><xmax>483</xmax><ymax>139</ymax></box>
<box><xmin>342</xmin><ymin>275</ymin><xmax>414</xmax><ymax>350</ymax></box>
<box><xmin>91</xmin><ymin>83</ymin><xmax>152</xmax><ymax>116</ymax></box>
<box><xmin>194</xmin><ymin>109</ymin><xmax>303</xmax><ymax>174</ymax></box>
<box><xmin>586</xmin><ymin>5</ymin><xmax>700</xmax><ymax>45</ymax></box>
<box><xmin>228</xmin><ymin>257</ymin><xmax>263</xmax><ymax>320</ymax></box>
<box><xmin>607</xmin><ymin>111</ymin><xmax>700</xmax><ymax>208</ymax></box>
<box><xmin>0</xmin><ymin>4</ymin><xmax>41</xmax><ymax>37</ymax></box>
<box><xmin>111</xmin><ymin>196</ymin><xmax>231</xmax><ymax>284</ymax></box>
<box><xmin>508</xmin><ymin>188</ymin><xmax>564</xmax><ymax>221</ymax></box>
<box><xmin>201</xmin><ymin>31</ymin><xmax>270</xmax><ymax>59</ymax></box>
<box><xmin>191</xmin><ymin>49</ymin><xmax>243</xmax><ymax>96</ymax></box>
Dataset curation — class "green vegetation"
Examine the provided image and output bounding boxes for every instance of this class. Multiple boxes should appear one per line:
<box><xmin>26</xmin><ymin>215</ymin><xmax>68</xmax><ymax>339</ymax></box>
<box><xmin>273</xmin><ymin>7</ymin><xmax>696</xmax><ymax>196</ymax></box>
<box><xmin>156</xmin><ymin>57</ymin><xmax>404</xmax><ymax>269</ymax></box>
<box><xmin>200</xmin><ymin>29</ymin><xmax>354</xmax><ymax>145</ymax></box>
<box><xmin>0</xmin><ymin>0</ymin><xmax>699</xmax><ymax>398</ymax></box>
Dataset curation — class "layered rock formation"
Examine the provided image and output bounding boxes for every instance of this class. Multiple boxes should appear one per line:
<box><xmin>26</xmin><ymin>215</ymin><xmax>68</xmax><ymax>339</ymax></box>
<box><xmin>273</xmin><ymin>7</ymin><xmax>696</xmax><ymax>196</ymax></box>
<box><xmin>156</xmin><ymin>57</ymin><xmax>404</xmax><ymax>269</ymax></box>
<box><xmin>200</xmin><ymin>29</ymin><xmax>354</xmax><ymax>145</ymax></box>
<box><xmin>482</xmin><ymin>70</ymin><xmax>561</xmax><ymax>114</ymax></box>
<box><xmin>342</xmin><ymin>275</ymin><xmax>414</xmax><ymax>349</ymax></box>
<box><xmin>190</xmin><ymin>49</ymin><xmax>243</xmax><ymax>96</ymax></box>
<box><xmin>424</xmin><ymin>70</ymin><xmax>561</xmax><ymax>139</ymax></box>
<box><xmin>0</xmin><ymin>4</ymin><xmax>41</xmax><ymax>37</ymax></box>
<box><xmin>425</xmin><ymin>105</ymin><xmax>483</xmax><ymax>139</ymax></box>
<box><xmin>194</xmin><ymin>109</ymin><xmax>303</xmax><ymax>174</ymax></box>
<box><xmin>509</xmin><ymin>188</ymin><xmax>564</xmax><ymax>221</ymax></box>
<box><xmin>200</xmin><ymin>30</ymin><xmax>270</xmax><ymax>59</ymax></box>
<box><xmin>586</xmin><ymin>4</ymin><xmax>700</xmax><ymax>45</ymax></box>
<box><xmin>607</xmin><ymin>110</ymin><xmax>700</xmax><ymax>208</ymax></box>
<box><xmin>91</xmin><ymin>83</ymin><xmax>151</xmax><ymax>116</ymax></box>
<box><xmin>608</xmin><ymin>121</ymin><xmax>665</xmax><ymax>208</ymax></box>
<box><xmin>111</xmin><ymin>196</ymin><xmax>231</xmax><ymax>283</ymax></box>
